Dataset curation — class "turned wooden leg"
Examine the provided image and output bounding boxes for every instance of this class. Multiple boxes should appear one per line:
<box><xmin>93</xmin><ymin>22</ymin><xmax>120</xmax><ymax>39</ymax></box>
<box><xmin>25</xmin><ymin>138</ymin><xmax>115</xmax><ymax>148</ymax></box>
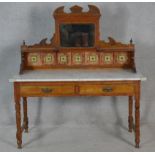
<box><xmin>135</xmin><ymin>82</ymin><xmax>140</xmax><ymax>148</ymax></box>
<box><xmin>128</xmin><ymin>96</ymin><xmax>133</xmax><ymax>132</ymax></box>
<box><xmin>15</xmin><ymin>98</ymin><xmax>22</xmax><ymax>148</ymax></box>
<box><xmin>23</xmin><ymin>97</ymin><xmax>28</xmax><ymax>133</ymax></box>
<box><xmin>14</xmin><ymin>83</ymin><xmax>22</xmax><ymax>149</ymax></box>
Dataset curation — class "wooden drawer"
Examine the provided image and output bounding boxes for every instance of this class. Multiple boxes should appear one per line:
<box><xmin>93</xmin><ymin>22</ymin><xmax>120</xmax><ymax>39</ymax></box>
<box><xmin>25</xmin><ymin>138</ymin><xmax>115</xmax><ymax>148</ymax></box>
<box><xmin>20</xmin><ymin>84</ymin><xmax>75</xmax><ymax>96</ymax></box>
<box><xmin>79</xmin><ymin>83</ymin><xmax>134</xmax><ymax>95</ymax></box>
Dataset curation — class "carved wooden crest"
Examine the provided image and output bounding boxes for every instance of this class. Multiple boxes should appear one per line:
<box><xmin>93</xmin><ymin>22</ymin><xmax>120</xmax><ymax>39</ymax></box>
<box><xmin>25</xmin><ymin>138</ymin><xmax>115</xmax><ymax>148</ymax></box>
<box><xmin>54</xmin><ymin>5</ymin><xmax>100</xmax><ymax>16</ymax></box>
<box><xmin>70</xmin><ymin>5</ymin><xmax>83</xmax><ymax>13</ymax></box>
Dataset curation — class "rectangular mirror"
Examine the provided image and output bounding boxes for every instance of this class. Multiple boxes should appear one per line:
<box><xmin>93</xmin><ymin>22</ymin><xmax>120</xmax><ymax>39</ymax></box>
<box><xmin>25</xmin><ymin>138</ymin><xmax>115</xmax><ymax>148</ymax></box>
<box><xmin>60</xmin><ymin>24</ymin><xmax>95</xmax><ymax>47</ymax></box>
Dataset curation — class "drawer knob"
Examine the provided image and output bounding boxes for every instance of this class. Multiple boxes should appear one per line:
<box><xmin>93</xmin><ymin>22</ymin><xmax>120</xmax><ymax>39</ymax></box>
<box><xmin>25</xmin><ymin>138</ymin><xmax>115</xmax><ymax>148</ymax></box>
<box><xmin>102</xmin><ymin>87</ymin><xmax>113</xmax><ymax>92</ymax></box>
<box><xmin>41</xmin><ymin>88</ymin><xmax>53</xmax><ymax>93</ymax></box>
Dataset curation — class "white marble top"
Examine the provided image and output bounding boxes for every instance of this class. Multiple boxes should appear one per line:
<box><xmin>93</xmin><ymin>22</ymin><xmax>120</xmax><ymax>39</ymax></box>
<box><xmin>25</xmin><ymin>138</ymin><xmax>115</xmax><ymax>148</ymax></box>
<box><xmin>9</xmin><ymin>69</ymin><xmax>146</xmax><ymax>82</ymax></box>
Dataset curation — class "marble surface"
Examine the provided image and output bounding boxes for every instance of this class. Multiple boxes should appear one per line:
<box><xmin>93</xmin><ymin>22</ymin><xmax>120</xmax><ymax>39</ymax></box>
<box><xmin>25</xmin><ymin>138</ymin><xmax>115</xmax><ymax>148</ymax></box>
<box><xmin>9</xmin><ymin>69</ymin><xmax>147</xmax><ymax>82</ymax></box>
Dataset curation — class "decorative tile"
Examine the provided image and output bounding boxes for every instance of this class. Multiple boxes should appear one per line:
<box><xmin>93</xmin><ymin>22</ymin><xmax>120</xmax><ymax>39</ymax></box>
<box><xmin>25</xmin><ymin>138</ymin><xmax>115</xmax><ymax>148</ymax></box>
<box><xmin>85</xmin><ymin>52</ymin><xmax>99</xmax><ymax>65</ymax></box>
<box><xmin>72</xmin><ymin>53</ymin><xmax>83</xmax><ymax>65</ymax></box>
<box><xmin>115</xmin><ymin>53</ymin><xmax>128</xmax><ymax>64</ymax></box>
<box><xmin>58</xmin><ymin>52</ymin><xmax>71</xmax><ymax>65</ymax></box>
<box><xmin>43</xmin><ymin>53</ymin><xmax>55</xmax><ymax>65</ymax></box>
<box><xmin>28</xmin><ymin>53</ymin><xmax>42</xmax><ymax>66</ymax></box>
<box><xmin>100</xmin><ymin>53</ymin><xmax>113</xmax><ymax>64</ymax></box>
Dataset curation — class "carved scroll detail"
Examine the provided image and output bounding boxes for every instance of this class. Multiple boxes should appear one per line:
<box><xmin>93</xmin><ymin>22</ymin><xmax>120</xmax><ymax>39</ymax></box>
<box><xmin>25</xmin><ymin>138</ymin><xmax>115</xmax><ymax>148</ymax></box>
<box><xmin>97</xmin><ymin>37</ymin><xmax>134</xmax><ymax>47</ymax></box>
<box><xmin>108</xmin><ymin>37</ymin><xmax>117</xmax><ymax>45</ymax></box>
<box><xmin>39</xmin><ymin>38</ymin><xmax>48</xmax><ymax>45</ymax></box>
<box><xmin>24</xmin><ymin>33</ymin><xmax>57</xmax><ymax>48</ymax></box>
<box><xmin>88</xmin><ymin>5</ymin><xmax>100</xmax><ymax>14</ymax></box>
<box><xmin>54</xmin><ymin>6</ymin><xmax>64</xmax><ymax>14</ymax></box>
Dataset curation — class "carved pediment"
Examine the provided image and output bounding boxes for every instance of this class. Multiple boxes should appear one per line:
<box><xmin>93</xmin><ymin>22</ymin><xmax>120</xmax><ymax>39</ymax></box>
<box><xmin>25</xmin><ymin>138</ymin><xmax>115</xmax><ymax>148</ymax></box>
<box><xmin>54</xmin><ymin>5</ymin><xmax>100</xmax><ymax>16</ymax></box>
<box><xmin>70</xmin><ymin>5</ymin><xmax>83</xmax><ymax>13</ymax></box>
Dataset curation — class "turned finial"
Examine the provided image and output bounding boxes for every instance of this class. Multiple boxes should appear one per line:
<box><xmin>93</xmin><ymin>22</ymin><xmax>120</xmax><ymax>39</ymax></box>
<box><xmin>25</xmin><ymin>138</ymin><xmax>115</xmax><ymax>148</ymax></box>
<box><xmin>130</xmin><ymin>38</ymin><xmax>133</xmax><ymax>44</ymax></box>
<box><xmin>23</xmin><ymin>40</ymin><xmax>26</xmax><ymax>46</ymax></box>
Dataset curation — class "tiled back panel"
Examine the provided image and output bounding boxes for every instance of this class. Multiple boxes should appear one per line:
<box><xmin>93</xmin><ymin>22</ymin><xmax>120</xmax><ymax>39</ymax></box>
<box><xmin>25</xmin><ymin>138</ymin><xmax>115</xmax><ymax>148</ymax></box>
<box><xmin>27</xmin><ymin>51</ymin><xmax>131</xmax><ymax>67</ymax></box>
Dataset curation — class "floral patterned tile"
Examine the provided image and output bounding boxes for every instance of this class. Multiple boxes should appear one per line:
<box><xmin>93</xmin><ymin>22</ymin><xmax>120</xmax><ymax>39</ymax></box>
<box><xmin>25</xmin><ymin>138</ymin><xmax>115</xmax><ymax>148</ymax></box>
<box><xmin>42</xmin><ymin>53</ymin><xmax>56</xmax><ymax>65</ymax></box>
<box><xmin>58</xmin><ymin>52</ymin><xmax>71</xmax><ymax>65</ymax></box>
<box><xmin>72</xmin><ymin>53</ymin><xmax>84</xmax><ymax>65</ymax></box>
<box><xmin>100</xmin><ymin>52</ymin><xmax>113</xmax><ymax>65</ymax></box>
<box><xmin>115</xmin><ymin>52</ymin><xmax>128</xmax><ymax>64</ymax></box>
<box><xmin>85</xmin><ymin>52</ymin><xmax>99</xmax><ymax>65</ymax></box>
<box><xmin>28</xmin><ymin>53</ymin><xmax>42</xmax><ymax>66</ymax></box>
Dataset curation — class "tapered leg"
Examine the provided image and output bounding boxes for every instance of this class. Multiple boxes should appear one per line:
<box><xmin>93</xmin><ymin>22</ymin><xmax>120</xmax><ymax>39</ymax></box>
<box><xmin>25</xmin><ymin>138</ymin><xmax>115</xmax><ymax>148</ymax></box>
<box><xmin>135</xmin><ymin>82</ymin><xmax>140</xmax><ymax>148</ymax></box>
<box><xmin>15</xmin><ymin>96</ymin><xmax>22</xmax><ymax>148</ymax></box>
<box><xmin>128</xmin><ymin>96</ymin><xmax>133</xmax><ymax>132</ymax></box>
<box><xmin>23</xmin><ymin>97</ymin><xmax>28</xmax><ymax>133</ymax></box>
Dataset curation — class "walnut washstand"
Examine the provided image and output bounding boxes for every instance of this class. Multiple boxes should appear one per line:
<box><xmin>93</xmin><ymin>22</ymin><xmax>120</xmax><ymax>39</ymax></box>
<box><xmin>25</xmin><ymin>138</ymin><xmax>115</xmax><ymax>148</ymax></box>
<box><xmin>9</xmin><ymin>5</ymin><xmax>146</xmax><ymax>148</ymax></box>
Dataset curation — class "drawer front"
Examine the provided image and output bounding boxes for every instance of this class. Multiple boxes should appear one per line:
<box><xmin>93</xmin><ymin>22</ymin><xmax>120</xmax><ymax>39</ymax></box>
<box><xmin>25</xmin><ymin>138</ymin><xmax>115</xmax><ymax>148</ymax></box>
<box><xmin>79</xmin><ymin>84</ymin><xmax>134</xmax><ymax>95</ymax></box>
<box><xmin>20</xmin><ymin>85</ymin><xmax>75</xmax><ymax>96</ymax></box>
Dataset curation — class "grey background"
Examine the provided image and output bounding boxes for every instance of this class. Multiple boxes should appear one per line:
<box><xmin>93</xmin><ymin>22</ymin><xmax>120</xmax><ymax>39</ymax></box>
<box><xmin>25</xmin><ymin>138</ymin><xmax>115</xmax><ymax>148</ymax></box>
<box><xmin>0</xmin><ymin>2</ymin><xmax>154</xmax><ymax>151</ymax></box>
